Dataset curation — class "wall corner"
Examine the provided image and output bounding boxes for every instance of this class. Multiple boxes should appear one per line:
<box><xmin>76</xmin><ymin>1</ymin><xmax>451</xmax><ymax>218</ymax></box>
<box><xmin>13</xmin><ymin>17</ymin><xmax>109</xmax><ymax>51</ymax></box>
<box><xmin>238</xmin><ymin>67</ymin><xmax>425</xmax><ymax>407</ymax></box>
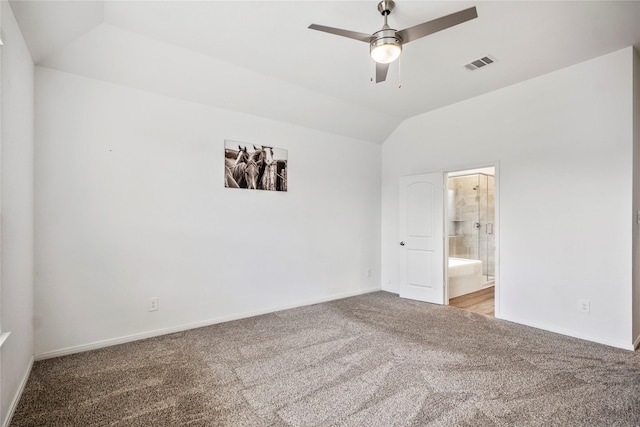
<box><xmin>632</xmin><ymin>46</ymin><xmax>640</xmax><ymax>344</ymax></box>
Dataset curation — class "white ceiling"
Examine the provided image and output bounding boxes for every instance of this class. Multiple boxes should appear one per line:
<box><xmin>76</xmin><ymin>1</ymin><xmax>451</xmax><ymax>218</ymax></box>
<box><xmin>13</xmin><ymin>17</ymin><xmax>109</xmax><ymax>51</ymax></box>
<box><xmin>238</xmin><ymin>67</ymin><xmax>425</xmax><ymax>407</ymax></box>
<box><xmin>9</xmin><ymin>1</ymin><xmax>640</xmax><ymax>143</ymax></box>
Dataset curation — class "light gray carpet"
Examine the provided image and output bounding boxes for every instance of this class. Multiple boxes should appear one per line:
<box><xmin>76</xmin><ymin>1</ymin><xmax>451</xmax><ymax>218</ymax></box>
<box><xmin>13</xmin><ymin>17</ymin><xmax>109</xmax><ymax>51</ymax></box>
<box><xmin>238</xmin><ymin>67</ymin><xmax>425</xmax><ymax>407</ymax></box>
<box><xmin>10</xmin><ymin>291</ymin><xmax>640</xmax><ymax>426</ymax></box>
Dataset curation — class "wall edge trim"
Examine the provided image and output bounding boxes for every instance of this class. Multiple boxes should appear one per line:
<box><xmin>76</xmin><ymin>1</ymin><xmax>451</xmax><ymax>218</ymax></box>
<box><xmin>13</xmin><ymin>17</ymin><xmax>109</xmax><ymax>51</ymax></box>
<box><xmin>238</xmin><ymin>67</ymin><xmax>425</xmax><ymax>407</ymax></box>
<box><xmin>2</xmin><ymin>356</ymin><xmax>34</xmax><ymax>427</ymax></box>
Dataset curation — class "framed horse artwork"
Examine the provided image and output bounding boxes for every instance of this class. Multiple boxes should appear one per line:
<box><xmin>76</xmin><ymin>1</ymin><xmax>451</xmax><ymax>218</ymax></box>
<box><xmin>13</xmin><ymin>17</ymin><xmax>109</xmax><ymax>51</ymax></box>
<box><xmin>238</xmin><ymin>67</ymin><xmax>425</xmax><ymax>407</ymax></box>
<box><xmin>224</xmin><ymin>140</ymin><xmax>288</xmax><ymax>192</ymax></box>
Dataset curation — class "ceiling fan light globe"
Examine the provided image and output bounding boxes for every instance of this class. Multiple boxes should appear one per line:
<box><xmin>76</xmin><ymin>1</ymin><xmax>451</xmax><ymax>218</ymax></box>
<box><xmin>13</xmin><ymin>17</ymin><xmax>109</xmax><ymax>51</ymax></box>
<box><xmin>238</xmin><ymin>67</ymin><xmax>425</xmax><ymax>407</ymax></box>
<box><xmin>370</xmin><ymin>37</ymin><xmax>402</xmax><ymax>64</ymax></box>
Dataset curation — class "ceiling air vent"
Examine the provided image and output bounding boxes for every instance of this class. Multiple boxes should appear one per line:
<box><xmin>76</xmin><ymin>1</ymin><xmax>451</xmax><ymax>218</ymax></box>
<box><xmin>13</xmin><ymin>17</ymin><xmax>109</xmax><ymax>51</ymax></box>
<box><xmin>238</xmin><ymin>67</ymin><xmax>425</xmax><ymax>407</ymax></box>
<box><xmin>463</xmin><ymin>55</ymin><xmax>496</xmax><ymax>71</ymax></box>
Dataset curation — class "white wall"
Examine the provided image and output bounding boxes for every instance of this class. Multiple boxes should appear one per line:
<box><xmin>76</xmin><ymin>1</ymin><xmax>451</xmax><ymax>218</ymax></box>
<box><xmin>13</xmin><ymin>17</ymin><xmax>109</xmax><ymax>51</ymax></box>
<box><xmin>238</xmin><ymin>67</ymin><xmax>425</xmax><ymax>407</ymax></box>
<box><xmin>0</xmin><ymin>1</ymin><xmax>34</xmax><ymax>425</ymax></box>
<box><xmin>382</xmin><ymin>47</ymin><xmax>635</xmax><ymax>349</ymax></box>
<box><xmin>34</xmin><ymin>67</ymin><xmax>381</xmax><ymax>358</ymax></box>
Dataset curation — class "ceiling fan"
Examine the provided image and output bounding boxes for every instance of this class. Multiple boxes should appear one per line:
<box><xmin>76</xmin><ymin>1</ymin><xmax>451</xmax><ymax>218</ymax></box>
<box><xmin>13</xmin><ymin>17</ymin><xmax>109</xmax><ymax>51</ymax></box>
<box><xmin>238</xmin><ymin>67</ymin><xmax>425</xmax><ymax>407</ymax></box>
<box><xmin>309</xmin><ymin>1</ymin><xmax>478</xmax><ymax>83</ymax></box>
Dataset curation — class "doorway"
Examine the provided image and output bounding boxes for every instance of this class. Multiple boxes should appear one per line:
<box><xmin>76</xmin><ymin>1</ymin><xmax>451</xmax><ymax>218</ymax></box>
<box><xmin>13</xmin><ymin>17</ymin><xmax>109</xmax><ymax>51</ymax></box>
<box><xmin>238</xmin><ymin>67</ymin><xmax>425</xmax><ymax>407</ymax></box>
<box><xmin>446</xmin><ymin>167</ymin><xmax>496</xmax><ymax>316</ymax></box>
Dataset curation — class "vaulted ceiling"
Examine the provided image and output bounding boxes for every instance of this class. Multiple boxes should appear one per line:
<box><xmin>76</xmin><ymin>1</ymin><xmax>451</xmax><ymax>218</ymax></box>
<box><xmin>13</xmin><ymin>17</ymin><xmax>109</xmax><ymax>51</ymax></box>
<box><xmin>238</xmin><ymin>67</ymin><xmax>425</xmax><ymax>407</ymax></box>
<box><xmin>9</xmin><ymin>1</ymin><xmax>640</xmax><ymax>143</ymax></box>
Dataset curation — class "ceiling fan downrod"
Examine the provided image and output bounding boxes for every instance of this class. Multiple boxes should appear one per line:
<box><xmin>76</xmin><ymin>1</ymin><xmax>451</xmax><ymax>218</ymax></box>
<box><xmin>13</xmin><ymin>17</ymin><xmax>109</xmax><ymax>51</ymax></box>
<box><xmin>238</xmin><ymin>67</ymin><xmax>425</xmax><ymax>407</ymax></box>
<box><xmin>377</xmin><ymin>1</ymin><xmax>396</xmax><ymax>31</ymax></box>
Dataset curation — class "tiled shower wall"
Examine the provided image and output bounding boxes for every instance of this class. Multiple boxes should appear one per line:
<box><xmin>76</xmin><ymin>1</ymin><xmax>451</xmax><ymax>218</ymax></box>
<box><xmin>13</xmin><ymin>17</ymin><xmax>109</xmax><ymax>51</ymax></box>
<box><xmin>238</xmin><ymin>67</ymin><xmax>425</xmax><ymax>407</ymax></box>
<box><xmin>448</xmin><ymin>175</ymin><xmax>480</xmax><ymax>259</ymax></box>
<box><xmin>448</xmin><ymin>174</ymin><xmax>495</xmax><ymax>277</ymax></box>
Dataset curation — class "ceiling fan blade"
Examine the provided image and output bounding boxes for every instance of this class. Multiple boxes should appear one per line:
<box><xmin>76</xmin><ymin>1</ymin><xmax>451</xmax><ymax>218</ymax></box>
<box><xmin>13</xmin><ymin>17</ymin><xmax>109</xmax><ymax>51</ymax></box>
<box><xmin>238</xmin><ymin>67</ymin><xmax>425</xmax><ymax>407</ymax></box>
<box><xmin>308</xmin><ymin>24</ymin><xmax>372</xmax><ymax>43</ymax></box>
<box><xmin>376</xmin><ymin>62</ymin><xmax>389</xmax><ymax>83</ymax></box>
<box><xmin>397</xmin><ymin>6</ymin><xmax>477</xmax><ymax>44</ymax></box>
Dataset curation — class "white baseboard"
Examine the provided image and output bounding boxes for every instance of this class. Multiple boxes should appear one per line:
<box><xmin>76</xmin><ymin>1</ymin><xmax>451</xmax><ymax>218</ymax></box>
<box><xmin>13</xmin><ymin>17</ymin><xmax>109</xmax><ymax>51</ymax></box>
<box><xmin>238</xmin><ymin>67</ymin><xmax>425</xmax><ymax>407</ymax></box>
<box><xmin>499</xmin><ymin>314</ymin><xmax>635</xmax><ymax>351</ymax></box>
<box><xmin>633</xmin><ymin>334</ymin><xmax>640</xmax><ymax>350</ymax></box>
<box><xmin>2</xmin><ymin>356</ymin><xmax>33</xmax><ymax>427</ymax></box>
<box><xmin>35</xmin><ymin>287</ymin><xmax>381</xmax><ymax>361</ymax></box>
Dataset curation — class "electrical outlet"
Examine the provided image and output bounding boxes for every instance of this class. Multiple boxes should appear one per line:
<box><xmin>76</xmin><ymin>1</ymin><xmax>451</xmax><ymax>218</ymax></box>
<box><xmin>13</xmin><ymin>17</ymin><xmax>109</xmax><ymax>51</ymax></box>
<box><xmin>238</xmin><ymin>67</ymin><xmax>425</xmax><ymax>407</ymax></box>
<box><xmin>578</xmin><ymin>299</ymin><xmax>590</xmax><ymax>314</ymax></box>
<box><xmin>148</xmin><ymin>297</ymin><xmax>159</xmax><ymax>312</ymax></box>
<box><xmin>366</xmin><ymin>268</ymin><xmax>372</xmax><ymax>278</ymax></box>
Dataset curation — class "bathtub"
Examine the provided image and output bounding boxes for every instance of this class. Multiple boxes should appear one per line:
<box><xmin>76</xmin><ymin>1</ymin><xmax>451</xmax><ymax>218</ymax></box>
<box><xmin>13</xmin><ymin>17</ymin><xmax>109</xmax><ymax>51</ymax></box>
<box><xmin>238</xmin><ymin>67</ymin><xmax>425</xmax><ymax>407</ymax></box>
<box><xmin>448</xmin><ymin>257</ymin><xmax>484</xmax><ymax>299</ymax></box>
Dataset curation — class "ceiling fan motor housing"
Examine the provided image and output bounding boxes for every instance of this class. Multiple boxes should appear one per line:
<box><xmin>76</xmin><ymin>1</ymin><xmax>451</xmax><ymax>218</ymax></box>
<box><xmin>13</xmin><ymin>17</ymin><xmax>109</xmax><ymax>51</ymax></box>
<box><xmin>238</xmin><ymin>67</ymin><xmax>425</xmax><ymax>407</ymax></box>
<box><xmin>370</xmin><ymin>29</ymin><xmax>402</xmax><ymax>63</ymax></box>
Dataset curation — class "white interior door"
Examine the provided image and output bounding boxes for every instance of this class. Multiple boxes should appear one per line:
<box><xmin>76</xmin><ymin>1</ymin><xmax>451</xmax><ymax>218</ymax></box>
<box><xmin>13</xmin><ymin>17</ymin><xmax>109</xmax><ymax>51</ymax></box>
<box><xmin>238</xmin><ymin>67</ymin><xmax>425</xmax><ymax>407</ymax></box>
<box><xmin>399</xmin><ymin>173</ymin><xmax>444</xmax><ymax>304</ymax></box>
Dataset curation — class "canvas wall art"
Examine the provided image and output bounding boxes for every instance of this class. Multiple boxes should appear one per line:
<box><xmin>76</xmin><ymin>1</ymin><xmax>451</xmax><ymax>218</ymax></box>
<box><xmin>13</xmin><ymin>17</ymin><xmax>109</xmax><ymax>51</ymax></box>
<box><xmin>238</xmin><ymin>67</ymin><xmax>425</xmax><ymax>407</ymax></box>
<box><xmin>224</xmin><ymin>140</ymin><xmax>288</xmax><ymax>191</ymax></box>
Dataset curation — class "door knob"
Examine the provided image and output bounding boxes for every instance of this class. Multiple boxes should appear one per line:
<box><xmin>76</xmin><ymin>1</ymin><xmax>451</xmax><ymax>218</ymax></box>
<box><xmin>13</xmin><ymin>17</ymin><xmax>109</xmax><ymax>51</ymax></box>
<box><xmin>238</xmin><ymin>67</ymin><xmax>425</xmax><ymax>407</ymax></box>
<box><xmin>400</xmin><ymin>241</ymin><xmax>405</xmax><ymax>246</ymax></box>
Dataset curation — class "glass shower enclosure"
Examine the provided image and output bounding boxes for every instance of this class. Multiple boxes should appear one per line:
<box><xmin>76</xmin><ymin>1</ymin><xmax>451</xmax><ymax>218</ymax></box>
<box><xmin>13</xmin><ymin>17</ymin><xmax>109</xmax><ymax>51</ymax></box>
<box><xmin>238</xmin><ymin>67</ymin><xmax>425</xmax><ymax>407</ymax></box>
<box><xmin>448</xmin><ymin>172</ymin><xmax>495</xmax><ymax>283</ymax></box>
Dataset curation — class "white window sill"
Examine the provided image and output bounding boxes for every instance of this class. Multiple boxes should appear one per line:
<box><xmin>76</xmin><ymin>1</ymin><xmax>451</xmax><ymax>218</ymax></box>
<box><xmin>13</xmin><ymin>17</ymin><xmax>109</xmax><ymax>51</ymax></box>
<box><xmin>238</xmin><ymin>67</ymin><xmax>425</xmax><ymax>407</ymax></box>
<box><xmin>0</xmin><ymin>332</ymin><xmax>10</xmax><ymax>348</ymax></box>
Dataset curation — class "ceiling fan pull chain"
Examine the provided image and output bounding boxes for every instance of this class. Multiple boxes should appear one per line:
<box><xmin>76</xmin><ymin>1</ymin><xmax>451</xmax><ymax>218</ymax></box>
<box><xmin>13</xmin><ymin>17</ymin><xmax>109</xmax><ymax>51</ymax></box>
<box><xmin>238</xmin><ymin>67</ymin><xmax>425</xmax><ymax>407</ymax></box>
<box><xmin>398</xmin><ymin>55</ymin><xmax>402</xmax><ymax>89</ymax></box>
